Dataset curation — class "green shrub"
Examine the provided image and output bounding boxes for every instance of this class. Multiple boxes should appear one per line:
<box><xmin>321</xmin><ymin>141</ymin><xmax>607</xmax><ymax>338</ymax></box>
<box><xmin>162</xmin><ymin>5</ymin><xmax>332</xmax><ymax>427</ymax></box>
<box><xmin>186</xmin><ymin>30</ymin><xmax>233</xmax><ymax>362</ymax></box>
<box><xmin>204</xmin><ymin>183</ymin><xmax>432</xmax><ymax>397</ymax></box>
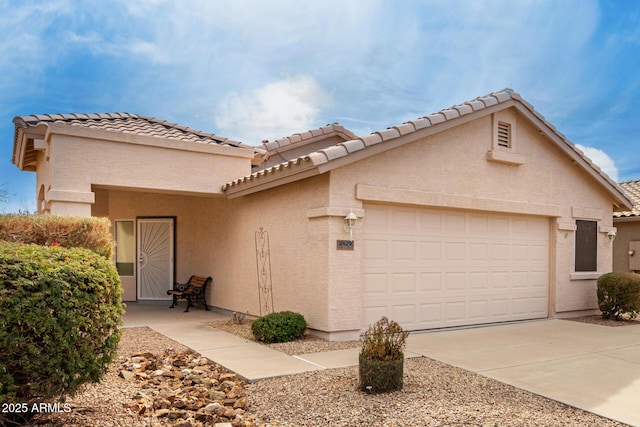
<box><xmin>360</xmin><ymin>316</ymin><xmax>409</xmax><ymax>362</ymax></box>
<box><xmin>0</xmin><ymin>241</ymin><xmax>124</xmax><ymax>424</ymax></box>
<box><xmin>0</xmin><ymin>214</ymin><xmax>113</xmax><ymax>258</ymax></box>
<box><xmin>251</xmin><ymin>311</ymin><xmax>307</xmax><ymax>343</ymax></box>
<box><xmin>597</xmin><ymin>272</ymin><xmax>640</xmax><ymax>320</ymax></box>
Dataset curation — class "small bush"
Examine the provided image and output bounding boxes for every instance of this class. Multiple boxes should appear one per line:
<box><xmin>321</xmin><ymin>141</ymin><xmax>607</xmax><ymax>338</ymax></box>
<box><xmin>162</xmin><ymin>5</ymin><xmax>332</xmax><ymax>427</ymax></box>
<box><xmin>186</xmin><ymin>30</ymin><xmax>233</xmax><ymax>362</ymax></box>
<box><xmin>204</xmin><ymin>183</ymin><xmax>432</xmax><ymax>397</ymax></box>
<box><xmin>360</xmin><ymin>316</ymin><xmax>409</xmax><ymax>362</ymax></box>
<box><xmin>251</xmin><ymin>311</ymin><xmax>307</xmax><ymax>343</ymax></box>
<box><xmin>597</xmin><ymin>272</ymin><xmax>640</xmax><ymax>320</ymax></box>
<box><xmin>0</xmin><ymin>214</ymin><xmax>113</xmax><ymax>258</ymax></box>
<box><xmin>359</xmin><ymin>317</ymin><xmax>409</xmax><ymax>393</ymax></box>
<box><xmin>0</xmin><ymin>241</ymin><xmax>123</xmax><ymax>424</ymax></box>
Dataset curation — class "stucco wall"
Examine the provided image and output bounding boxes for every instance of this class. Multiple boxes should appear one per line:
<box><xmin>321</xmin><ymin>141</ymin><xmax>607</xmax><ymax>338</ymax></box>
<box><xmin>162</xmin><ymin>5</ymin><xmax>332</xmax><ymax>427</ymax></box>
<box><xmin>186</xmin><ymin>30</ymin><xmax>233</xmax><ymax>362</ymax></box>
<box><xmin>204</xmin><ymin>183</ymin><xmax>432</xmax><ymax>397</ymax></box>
<box><xmin>41</xmin><ymin>132</ymin><xmax>251</xmax><ymax>216</ymax></box>
<box><xmin>329</xmin><ymin>107</ymin><xmax>616</xmax><ymax>318</ymax></box>
<box><xmin>191</xmin><ymin>174</ymin><xmax>335</xmax><ymax>332</ymax></box>
<box><xmin>613</xmin><ymin>220</ymin><xmax>640</xmax><ymax>272</ymax></box>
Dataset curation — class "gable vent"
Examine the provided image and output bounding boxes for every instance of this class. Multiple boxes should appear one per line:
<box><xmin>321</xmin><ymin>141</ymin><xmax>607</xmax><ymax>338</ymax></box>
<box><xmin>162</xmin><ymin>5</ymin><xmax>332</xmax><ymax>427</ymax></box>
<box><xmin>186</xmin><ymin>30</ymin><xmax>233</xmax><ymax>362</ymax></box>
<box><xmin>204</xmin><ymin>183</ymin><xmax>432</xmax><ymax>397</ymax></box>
<box><xmin>497</xmin><ymin>122</ymin><xmax>511</xmax><ymax>148</ymax></box>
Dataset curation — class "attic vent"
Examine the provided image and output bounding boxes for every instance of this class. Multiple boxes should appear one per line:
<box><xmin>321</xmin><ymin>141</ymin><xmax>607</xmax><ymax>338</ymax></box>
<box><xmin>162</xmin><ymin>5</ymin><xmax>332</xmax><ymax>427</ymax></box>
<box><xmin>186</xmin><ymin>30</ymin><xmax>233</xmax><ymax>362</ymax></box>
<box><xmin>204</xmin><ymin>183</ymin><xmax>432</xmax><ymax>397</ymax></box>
<box><xmin>497</xmin><ymin>122</ymin><xmax>511</xmax><ymax>148</ymax></box>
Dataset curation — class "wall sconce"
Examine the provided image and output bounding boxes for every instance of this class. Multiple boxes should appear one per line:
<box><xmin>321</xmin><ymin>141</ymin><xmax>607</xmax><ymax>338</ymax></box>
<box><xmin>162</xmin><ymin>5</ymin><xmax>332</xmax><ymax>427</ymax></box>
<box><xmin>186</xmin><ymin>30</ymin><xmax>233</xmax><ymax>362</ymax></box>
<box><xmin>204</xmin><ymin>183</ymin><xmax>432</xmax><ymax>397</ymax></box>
<box><xmin>630</xmin><ymin>249</ymin><xmax>636</xmax><ymax>257</ymax></box>
<box><xmin>344</xmin><ymin>210</ymin><xmax>358</xmax><ymax>240</ymax></box>
<box><xmin>607</xmin><ymin>230</ymin><xmax>617</xmax><ymax>243</ymax></box>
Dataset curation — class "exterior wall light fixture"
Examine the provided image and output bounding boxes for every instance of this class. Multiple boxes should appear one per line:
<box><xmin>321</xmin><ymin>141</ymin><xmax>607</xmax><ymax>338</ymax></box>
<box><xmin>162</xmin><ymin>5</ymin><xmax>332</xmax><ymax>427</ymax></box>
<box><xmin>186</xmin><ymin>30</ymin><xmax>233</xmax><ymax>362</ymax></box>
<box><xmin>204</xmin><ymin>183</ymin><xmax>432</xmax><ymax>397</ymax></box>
<box><xmin>344</xmin><ymin>210</ymin><xmax>358</xmax><ymax>240</ymax></box>
<box><xmin>607</xmin><ymin>230</ymin><xmax>617</xmax><ymax>243</ymax></box>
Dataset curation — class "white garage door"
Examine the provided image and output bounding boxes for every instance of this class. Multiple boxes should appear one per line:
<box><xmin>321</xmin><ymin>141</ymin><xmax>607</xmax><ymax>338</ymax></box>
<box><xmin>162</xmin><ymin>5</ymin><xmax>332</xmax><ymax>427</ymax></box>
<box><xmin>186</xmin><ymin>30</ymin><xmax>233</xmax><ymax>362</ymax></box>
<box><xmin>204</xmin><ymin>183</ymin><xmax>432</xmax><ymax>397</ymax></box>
<box><xmin>362</xmin><ymin>204</ymin><xmax>549</xmax><ymax>331</ymax></box>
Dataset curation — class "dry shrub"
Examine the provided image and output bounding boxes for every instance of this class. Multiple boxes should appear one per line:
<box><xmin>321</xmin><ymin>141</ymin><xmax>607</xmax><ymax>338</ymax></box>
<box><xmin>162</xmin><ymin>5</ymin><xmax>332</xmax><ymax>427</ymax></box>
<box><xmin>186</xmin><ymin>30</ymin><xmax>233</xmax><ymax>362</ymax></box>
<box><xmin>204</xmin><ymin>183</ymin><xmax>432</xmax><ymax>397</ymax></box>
<box><xmin>360</xmin><ymin>316</ymin><xmax>409</xmax><ymax>361</ymax></box>
<box><xmin>0</xmin><ymin>214</ymin><xmax>113</xmax><ymax>258</ymax></box>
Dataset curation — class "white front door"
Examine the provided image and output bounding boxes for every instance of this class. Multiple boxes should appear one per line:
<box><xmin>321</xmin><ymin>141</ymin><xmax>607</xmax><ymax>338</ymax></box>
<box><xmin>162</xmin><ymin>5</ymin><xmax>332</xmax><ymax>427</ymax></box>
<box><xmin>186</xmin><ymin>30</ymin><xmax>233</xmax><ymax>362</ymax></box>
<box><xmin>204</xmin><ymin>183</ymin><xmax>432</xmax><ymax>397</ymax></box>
<box><xmin>137</xmin><ymin>218</ymin><xmax>174</xmax><ymax>301</ymax></box>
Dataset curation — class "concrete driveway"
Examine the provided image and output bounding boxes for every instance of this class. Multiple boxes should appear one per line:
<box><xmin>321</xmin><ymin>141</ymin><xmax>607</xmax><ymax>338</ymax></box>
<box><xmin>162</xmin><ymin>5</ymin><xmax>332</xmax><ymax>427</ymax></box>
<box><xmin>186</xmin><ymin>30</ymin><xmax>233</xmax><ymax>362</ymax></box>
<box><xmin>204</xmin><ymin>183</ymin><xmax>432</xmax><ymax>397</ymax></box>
<box><xmin>404</xmin><ymin>320</ymin><xmax>640</xmax><ymax>426</ymax></box>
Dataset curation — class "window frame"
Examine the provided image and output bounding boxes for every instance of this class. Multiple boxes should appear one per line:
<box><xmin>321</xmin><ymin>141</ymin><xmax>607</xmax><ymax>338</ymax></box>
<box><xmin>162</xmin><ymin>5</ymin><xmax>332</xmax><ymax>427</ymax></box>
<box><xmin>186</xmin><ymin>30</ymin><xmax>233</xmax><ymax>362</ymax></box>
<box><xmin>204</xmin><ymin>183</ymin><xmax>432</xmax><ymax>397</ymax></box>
<box><xmin>574</xmin><ymin>219</ymin><xmax>598</xmax><ymax>273</ymax></box>
<box><xmin>115</xmin><ymin>219</ymin><xmax>135</xmax><ymax>277</ymax></box>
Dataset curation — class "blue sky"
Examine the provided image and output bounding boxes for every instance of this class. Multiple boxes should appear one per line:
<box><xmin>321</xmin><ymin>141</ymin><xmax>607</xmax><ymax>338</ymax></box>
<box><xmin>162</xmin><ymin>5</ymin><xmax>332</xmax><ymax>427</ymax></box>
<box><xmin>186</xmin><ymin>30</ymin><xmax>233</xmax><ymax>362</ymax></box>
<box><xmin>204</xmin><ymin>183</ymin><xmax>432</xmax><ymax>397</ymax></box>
<box><xmin>1</xmin><ymin>0</ymin><xmax>639</xmax><ymax>213</ymax></box>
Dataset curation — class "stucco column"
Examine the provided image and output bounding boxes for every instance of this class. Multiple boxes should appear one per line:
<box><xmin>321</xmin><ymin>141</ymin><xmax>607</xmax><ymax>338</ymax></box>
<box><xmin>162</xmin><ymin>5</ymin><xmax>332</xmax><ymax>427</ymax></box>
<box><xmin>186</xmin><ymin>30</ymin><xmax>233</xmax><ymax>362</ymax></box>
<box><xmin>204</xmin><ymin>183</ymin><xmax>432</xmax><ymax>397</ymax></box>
<box><xmin>46</xmin><ymin>189</ymin><xmax>95</xmax><ymax>217</ymax></box>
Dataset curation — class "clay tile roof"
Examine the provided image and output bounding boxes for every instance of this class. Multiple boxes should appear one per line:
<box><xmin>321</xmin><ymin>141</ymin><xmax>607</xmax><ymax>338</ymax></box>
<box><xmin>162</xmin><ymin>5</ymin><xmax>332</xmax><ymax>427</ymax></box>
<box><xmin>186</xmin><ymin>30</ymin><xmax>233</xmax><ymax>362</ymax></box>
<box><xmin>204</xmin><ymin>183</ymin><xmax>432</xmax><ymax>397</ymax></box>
<box><xmin>222</xmin><ymin>88</ymin><xmax>633</xmax><ymax>210</ymax></box>
<box><xmin>13</xmin><ymin>112</ymin><xmax>244</xmax><ymax>147</ymax></box>
<box><xmin>262</xmin><ymin>123</ymin><xmax>358</xmax><ymax>152</ymax></box>
<box><xmin>615</xmin><ymin>180</ymin><xmax>640</xmax><ymax>217</ymax></box>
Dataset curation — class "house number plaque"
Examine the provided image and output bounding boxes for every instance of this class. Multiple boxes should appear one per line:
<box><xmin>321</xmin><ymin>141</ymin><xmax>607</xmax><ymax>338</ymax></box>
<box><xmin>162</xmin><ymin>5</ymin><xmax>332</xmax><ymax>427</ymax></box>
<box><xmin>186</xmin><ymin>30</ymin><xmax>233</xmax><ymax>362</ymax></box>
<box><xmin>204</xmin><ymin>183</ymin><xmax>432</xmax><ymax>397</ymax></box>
<box><xmin>336</xmin><ymin>240</ymin><xmax>354</xmax><ymax>250</ymax></box>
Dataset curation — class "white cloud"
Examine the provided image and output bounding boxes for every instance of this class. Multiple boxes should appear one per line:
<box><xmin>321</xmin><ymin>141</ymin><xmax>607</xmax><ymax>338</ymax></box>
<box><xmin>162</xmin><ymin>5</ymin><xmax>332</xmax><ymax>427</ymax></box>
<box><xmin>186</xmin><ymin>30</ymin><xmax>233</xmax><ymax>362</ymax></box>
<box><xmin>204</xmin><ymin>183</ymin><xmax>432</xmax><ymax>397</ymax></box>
<box><xmin>214</xmin><ymin>75</ymin><xmax>332</xmax><ymax>143</ymax></box>
<box><xmin>576</xmin><ymin>144</ymin><xmax>619</xmax><ymax>182</ymax></box>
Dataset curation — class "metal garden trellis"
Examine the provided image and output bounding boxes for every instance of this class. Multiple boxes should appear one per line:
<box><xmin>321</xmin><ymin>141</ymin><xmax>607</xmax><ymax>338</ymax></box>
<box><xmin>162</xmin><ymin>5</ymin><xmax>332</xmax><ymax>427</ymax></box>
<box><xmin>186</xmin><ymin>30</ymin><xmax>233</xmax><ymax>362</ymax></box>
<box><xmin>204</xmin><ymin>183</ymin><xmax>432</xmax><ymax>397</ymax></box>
<box><xmin>255</xmin><ymin>227</ymin><xmax>274</xmax><ymax>316</ymax></box>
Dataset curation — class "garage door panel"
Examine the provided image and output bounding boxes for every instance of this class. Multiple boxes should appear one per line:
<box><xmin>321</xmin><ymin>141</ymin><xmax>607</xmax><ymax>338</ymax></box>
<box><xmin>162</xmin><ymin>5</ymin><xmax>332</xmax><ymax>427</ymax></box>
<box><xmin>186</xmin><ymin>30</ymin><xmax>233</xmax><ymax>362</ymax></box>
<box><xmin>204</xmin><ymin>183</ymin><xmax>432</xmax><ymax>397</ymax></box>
<box><xmin>363</xmin><ymin>273</ymin><xmax>387</xmax><ymax>296</ymax></box>
<box><xmin>444</xmin><ymin>272</ymin><xmax>466</xmax><ymax>291</ymax></box>
<box><xmin>391</xmin><ymin>240</ymin><xmax>416</xmax><ymax>261</ymax></box>
<box><xmin>491</xmin><ymin>243</ymin><xmax>510</xmax><ymax>260</ymax></box>
<box><xmin>444</xmin><ymin>301</ymin><xmax>466</xmax><ymax>322</ymax></box>
<box><xmin>469</xmin><ymin>271</ymin><xmax>488</xmax><ymax>289</ymax></box>
<box><xmin>363</xmin><ymin>239</ymin><xmax>387</xmax><ymax>261</ymax></box>
<box><xmin>363</xmin><ymin>204</ymin><xmax>549</xmax><ymax>331</ymax></box>
<box><xmin>445</xmin><ymin>212</ymin><xmax>465</xmax><ymax>231</ymax></box>
<box><xmin>391</xmin><ymin>305</ymin><xmax>416</xmax><ymax>324</ymax></box>
<box><xmin>392</xmin><ymin>273</ymin><xmax>416</xmax><ymax>293</ymax></box>
<box><xmin>392</xmin><ymin>208</ymin><xmax>417</xmax><ymax>231</ymax></box>
<box><xmin>512</xmin><ymin>244</ymin><xmax>529</xmax><ymax>260</ymax></box>
<box><xmin>420</xmin><ymin>272</ymin><xmax>442</xmax><ymax>292</ymax></box>
<box><xmin>420</xmin><ymin>241</ymin><xmax>442</xmax><ymax>260</ymax></box>
<box><xmin>445</xmin><ymin>242</ymin><xmax>466</xmax><ymax>260</ymax></box>
<box><xmin>419</xmin><ymin>303</ymin><xmax>442</xmax><ymax>324</ymax></box>
<box><xmin>470</xmin><ymin>299</ymin><xmax>488</xmax><ymax>319</ymax></box>
<box><xmin>363</xmin><ymin>306</ymin><xmax>387</xmax><ymax>327</ymax></box>
<box><xmin>419</xmin><ymin>211</ymin><xmax>442</xmax><ymax>231</ymax></box>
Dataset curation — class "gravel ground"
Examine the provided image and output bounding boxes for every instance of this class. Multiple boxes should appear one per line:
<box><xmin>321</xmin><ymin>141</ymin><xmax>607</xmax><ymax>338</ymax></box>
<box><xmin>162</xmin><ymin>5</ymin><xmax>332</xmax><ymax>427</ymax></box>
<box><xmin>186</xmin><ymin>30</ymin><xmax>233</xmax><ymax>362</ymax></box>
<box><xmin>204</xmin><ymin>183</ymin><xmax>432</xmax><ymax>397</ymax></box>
<box><xmin>26</xmin><ymin>319</ymin><xmax>632</xmax><ymax>427</ymax></box>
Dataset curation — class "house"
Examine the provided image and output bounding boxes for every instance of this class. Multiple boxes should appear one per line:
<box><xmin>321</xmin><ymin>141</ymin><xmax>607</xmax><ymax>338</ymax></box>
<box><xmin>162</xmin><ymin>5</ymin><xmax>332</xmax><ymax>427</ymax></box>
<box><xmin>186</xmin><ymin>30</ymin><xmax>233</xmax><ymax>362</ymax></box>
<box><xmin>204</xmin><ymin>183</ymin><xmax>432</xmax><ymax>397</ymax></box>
<box><xmin>613</xmin><ymin>179</ymin><xmax>640</xmax><ymax>273</ymax></box>
<box><xmin>11</xmin><ymin>89</ymin><xmax>633</xmax><ymax>340</ymax></box>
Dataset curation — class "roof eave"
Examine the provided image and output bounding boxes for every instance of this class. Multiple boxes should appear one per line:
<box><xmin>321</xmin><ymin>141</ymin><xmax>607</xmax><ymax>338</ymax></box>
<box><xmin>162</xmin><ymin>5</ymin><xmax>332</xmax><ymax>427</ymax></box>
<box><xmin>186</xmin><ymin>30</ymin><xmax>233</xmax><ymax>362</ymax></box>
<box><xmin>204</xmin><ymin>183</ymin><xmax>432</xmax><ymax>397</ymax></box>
<box><xmin>223</xmin><ymin>158</ymin><xmax>319</xmax><ymax>198</ymax></box>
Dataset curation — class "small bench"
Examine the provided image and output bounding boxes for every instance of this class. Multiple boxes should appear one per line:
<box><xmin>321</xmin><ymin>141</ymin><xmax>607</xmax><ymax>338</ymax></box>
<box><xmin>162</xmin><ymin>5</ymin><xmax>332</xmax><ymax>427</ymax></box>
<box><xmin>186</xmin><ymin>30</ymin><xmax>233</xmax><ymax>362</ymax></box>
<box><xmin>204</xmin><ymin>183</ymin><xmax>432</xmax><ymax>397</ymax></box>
<box><xmin>167</xmin><ymin>276</ymin><xmax>211</xmax><ymax>312</ymax></box>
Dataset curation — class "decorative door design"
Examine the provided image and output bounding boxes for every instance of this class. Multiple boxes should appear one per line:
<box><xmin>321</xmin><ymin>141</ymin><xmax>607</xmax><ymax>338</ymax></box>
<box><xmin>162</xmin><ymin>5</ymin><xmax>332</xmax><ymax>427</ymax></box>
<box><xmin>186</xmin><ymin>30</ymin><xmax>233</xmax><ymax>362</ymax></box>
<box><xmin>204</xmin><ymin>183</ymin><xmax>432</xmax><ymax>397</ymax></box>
<box><xmin>255</xmin><ymin>227</ymin><xmax>274</xmax><ymax>315</ymax></box>
<box><xmin>137</xmin><ymin>218</ymin><xmax>174</xmax><ymax>300</ymax></box>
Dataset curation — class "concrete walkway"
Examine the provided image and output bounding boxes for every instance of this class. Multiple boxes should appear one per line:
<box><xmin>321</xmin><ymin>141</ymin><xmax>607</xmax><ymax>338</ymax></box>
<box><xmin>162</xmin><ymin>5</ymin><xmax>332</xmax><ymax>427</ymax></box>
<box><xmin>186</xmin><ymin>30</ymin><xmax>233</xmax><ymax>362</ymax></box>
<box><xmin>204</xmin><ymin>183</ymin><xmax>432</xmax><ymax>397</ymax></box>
<box><xmin>123</xmin><ymin>304</ymin><xmax>640</xmax><ymax>426</ymax></box>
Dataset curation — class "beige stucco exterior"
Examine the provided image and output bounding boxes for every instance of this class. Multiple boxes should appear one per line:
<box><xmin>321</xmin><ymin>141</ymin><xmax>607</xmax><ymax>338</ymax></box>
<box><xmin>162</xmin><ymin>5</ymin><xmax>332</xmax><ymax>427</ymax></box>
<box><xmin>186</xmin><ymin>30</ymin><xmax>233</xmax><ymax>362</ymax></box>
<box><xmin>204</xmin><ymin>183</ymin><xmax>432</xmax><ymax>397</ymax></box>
<box><xmin>11</xmin><ymin>90</ymin><xmax>633</xmax><ymax>340</ymax></box>
<box><xmin>27</xmin><ymin>124</ymin><xmax>253</xmax><ymax>216</ymax></box>
<box><xmin>613</xmin><ymin>218</ymin><xmax>640</xmax><ymax>273</ymax></box>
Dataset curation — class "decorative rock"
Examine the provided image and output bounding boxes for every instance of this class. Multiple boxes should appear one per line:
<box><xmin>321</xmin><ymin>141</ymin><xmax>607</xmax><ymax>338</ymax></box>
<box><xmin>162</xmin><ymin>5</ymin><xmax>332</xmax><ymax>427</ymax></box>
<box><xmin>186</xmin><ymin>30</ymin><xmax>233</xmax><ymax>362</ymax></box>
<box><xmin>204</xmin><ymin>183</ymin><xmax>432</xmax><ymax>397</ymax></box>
<box><xmin>155</xmin><ymin>408</ymin><xmax>170</xmax><ymax>418</ymax></box>
<box><xmin>168</xmin><ymin>410</ymin><xmax>184</xmax><ymax>420</ymax></box>
<box><xmin>227</xmin><ymin>385</ymin><xmax>245</xmax><ymax>399</ymax></box>
<box><xmin>219</xmin><ymin>373</ymin><xmax>237</xmax><ymax>382</ymax></box>
<box><xmin>233</xmin><ymin>397</ymin><xmax>247</xmax><ymax>409</ymax></box>
<box><xmin>120</xmin><ymin>349</ymin><xmax>252</xmax><ymax>426</ymax></box>
<box><xmin>119</xmin><ymin>370</ymin><xmax>136</xmax><ymax>381</ymax></box>
<box><xmin>203</xmin><ymin>403</ymin><xmax>222</xmax><ymax>413</ymax></box>
<box><xmin>219</xmin><ymin>380</ymin><xmax>236</xmax><ymax>391</ymax></box>
<box><xmin>208</xmin><ymin>390</ymin><xmax>227</xmax><ymax>401</ymax></box>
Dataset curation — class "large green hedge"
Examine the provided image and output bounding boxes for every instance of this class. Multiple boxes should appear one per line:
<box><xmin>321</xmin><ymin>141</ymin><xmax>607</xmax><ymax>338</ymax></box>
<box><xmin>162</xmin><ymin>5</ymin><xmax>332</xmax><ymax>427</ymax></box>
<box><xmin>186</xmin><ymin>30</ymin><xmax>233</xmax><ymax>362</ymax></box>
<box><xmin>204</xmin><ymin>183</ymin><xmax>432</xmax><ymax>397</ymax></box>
<box><xmin>597</xmin><ymin>272</ymin><xmax>640</xmax><ymax>320</ymax></box>
<box><xmin>0</xmin><ymin>241</ymin><xmax>123</xmax><ymax>424</ymax></box>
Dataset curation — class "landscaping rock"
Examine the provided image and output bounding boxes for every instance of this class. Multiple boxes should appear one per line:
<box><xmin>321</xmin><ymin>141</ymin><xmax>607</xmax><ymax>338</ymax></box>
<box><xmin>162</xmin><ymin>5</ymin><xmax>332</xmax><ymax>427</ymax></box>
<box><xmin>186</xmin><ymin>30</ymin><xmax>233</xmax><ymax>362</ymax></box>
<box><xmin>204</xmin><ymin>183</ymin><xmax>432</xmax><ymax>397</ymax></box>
<box><xmin>119</xmin><ymin>349</ymin><xmax>251</xmax><ymax>425</ymax></box>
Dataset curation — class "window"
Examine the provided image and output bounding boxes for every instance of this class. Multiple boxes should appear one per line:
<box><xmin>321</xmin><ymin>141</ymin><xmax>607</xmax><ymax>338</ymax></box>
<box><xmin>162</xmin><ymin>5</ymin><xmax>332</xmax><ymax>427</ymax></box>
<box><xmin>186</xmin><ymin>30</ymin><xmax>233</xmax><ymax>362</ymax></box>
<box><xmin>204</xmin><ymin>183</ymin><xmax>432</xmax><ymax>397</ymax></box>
<box><xmin>575</xmin><ymin>220</ymin><xmax>597</xmax><ymax>272</ymax></box>
<box><xmin>497</xmin><ymin>122</ymin><xmax>511</xmax><ymax>148</ymax></box>
<box><xmin>115</xmin><ymin>220</ymin><xmax>135</xmax><ymax>276</ymax></box>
